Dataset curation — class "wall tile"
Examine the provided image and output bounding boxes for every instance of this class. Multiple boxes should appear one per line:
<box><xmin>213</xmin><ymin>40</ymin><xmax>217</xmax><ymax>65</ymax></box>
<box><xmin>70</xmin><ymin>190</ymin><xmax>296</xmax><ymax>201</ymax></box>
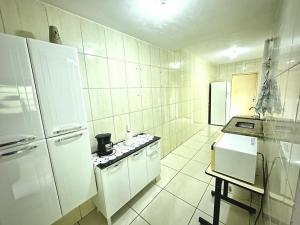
<box><xmin>105</xmin><ymin>28</ymin><xmax>124</xmax><ymax>60</ymax></box>
<box><xmin>87</xmin><ymin>122</ymin><xmax>96</xmax><ymax>152</ymax></box>
<box><xmin>126</xmin><ymin>62</ymin><xmax>141</xmax><ymax>87</ymax></box>
<box><xmin>139</xmin><ymin>41</ymin><xmax>151</xmax><ymax>65</ymax></box>
<box><xmin>0</xmin><ymin>12</ymin><xmax>3</xmax><ymax>32</ymax></box>
<box><xmin>150</xmin><ymin>45</ymin><xmax>160</xmax><ymax>66</ymax></box>
<box><xmin>111</xmin><ymin>88</ymin><xmax>129</xmax><ymax>115</ymax></box>
<box><xmin>128</xmin><ymin>88</ymin><xmax>142</xmax><ymax>112</ymax></box>
<box><xmin>89</xmin><ymin>89</ymin><xmax>113</xmax><ymax>120</ymax></box>
<box><xmin>85</xmin><ymin>55</ymin><xmax>109</xmax><ymax>88</ymax></box>
<box><xmin>142</xmin><ymin>108</ymin><xmax>153</xmax><ymax>130</ymax></box>
<box><xmin>114</xmin><ymin>114</ymin><xmax>130</xmax><ymax>141</ymax></box>
<box><xmin>140</xmin><ymin>64</ymin><xmax>152</xmax><ymax>87</ymax></box>
<box><xmin>124</xmin><ymin>35</ymin><xmax>139</xmax><ymax>63</ymax></box>
<box><xmin>129</xmin><ymin>111</ymin><xmax>143</xmax><ymax>134</ymax></box>
<box><xmin>81</xmin><ymin>19</ymin><xmax>106</xmax><ymax>57</ymax></box>
<box><xmin>152</xmin><ymin>88</ymin><xmax>161</xmax><ymax>107</ymax></box>
<box><xmin>0</xmin><ymin>0</ymin><xmax>21</xmax><ymax>35</ymax></box>
<box><xmin>151</xmin><ymin>66</ymin><xmax>161</xmax><ymax>87</ymax></box>
<box><xmin>141</xmin><ymin>88</ymin><xmax>153</xmax><ymax>109</ymax></box>
<box><xmin>93</xmin><ymin>117</ymin><xmax>115</xmax><ymax>141</ymax></box>
<box><xmin>108</xmin><ymin>58</ymin><xmax>126</xmax><ymax>88</ymax></box>
<box><xmin>82</xmin><ymin>89</ymin><xmax>92</xmax><ymax>121</ymax></box>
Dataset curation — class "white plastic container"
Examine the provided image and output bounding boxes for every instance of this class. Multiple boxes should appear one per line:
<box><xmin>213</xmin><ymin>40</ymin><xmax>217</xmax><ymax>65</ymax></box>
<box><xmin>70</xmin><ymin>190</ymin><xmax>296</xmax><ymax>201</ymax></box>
<box><xmin>212</xmin><ymin>133</ymin><xmax>258</xmax><ymax>184</ymax></box>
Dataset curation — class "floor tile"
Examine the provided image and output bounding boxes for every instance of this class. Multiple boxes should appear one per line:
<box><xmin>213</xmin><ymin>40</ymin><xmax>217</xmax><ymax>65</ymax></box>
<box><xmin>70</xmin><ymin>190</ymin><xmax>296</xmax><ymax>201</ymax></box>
<box><xmin>181</xmin><ymin>160</ymin><xmax>212</xmax><ymax>183</ymax></box>
<box><xmin>161</xmin><ymin>153</ymin><xmax>189</xmax><ymax>171</ymax></box>
<box><xmin>141</xmin><ymin>190</ymin><xmax>195</xmax><ymax>225</ymax></box>
<box><xmin>172</xmin><ymin>145</ymin><xmax>199</xmax><ymax>159</ymax></box>
<box><xmin>182</xmin><ymin>139</ymin><xmax>204</xmax><ymax>150</ymax></box>
<box><xmin>128</xmin><ymin>184</ymin><xmax>162</xmax><ymax>213</ymax></box>
<box><xmin>192</xmin><ymin>148</ymin><xmax>211</xmax><ymax>165</ymax></box>
<box><xmin>198</xmin><ymin>186</ymin><xmax>250</xmax><ymax>225</ymax></box>
<box><xmin>189</xmin><ymin>135</ymin><xmax>210</xmax><ymax>144</ymax></box>
<box><xmin>154</xmin><ymin>165</ymin><xmax>178</xmax><ymax>188</ymax></box>
<box><xmin>79</xmin><ymin>206</ymin><xmax>137</xmax><ymax>225</ymax></box>
<box><xmin>189</xmin><ymin>209</ymin><xmax>225</xmax><ymax>225</ymax></box>
<box><xmin>130</xmin><ymin>216</ymin><xmax>149</xmax><ymax>225</ymax></box>
<box><xmin>165</xmin><ymin>173</ymin><xmax>208</xmax><ymax>207</ymax></box>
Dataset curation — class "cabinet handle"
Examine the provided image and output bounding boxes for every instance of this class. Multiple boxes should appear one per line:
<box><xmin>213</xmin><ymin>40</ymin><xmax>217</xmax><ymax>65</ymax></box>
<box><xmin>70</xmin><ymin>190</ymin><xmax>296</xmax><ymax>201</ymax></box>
<box><xmin>0</xmin><ymin>136</ymin><xmax>37</xmax><ymax>148</ymax></box>
<box><xmin>0</xmin><ymin>145</ymin><xmax>38</xmax><ymax>158</ymax></box>
<box><xmin>133</xmin><ymin>151</ymin><xmax>142</xmax><ymax>157</ymax></box>
<box><xmin>148</xmin><ymin>150</ymin><xmax>159</xmax><ymax>157</ymax></box>
<box><xmin>149</xmin><ymin>142</ymin><xmax>159</xmax><ymax>148</ymax></box>
<box><xmin>53</xmin><ymin>125</ymin><xmax>82</xmax><ymax>135</ymax></box>
<box><xmin>56</xmin><ymin>133</ymin><xmax>83</xmax><ymax>143</ymax></box>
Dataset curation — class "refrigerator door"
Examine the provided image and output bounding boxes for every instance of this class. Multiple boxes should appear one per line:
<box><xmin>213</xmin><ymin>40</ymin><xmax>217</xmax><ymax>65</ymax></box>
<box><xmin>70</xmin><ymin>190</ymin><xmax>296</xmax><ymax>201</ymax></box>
<box><xmin>47</xmin><ymin>129</ymin><xmax>97</xmax><ymax>215</ymax></box>
<box><xmin>0</xmin><ymin>140</ymin><xmax>61</xmax><ymax>225</ymax></box>
<box><xmin>210</xmin><ymin>81</ymin><xmax>227</xmax><ymax>126</ymax></box>
<box><xmin>27</xmin><ymin>39</ymin><xmax>87</xmax><ymax>138</ymax></box>
<box><xmin>0</xmin><ymin>33</ymin><xmax>45</xmax><ymax>149</ymax></box>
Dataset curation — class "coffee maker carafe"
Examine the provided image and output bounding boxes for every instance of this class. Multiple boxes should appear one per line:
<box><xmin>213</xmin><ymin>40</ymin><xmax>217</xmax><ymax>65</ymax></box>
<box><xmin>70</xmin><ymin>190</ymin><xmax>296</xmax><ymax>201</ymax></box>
<box><xmin>95</xmin><ymin>133</ymin><xmax>113</xmax><ymax>156</ymax></box>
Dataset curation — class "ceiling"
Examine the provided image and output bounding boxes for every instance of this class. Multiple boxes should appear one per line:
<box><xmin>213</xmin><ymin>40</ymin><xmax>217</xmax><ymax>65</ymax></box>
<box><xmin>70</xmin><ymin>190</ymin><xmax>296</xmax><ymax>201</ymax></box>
<box><xmin>42</xmin><ymin>0</ymin><xmax>279</xmax><ymax>64</ymax></box>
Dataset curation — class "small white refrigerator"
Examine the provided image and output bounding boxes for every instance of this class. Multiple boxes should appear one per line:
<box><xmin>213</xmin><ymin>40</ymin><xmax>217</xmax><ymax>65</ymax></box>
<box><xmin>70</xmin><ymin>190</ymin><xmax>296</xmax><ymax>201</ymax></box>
<box><xmin>209</xmin><ymin>81</ymin><xmax>231</xmax><ymax>126</ymax></box>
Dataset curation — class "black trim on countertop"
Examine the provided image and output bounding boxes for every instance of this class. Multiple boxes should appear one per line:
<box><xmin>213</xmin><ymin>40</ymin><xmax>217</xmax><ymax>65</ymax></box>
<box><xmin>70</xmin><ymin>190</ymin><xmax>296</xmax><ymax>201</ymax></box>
<box><xmin>96</xmin><ymin>136</ymin><xmax>161</xmax><ymax>170</ymax></box>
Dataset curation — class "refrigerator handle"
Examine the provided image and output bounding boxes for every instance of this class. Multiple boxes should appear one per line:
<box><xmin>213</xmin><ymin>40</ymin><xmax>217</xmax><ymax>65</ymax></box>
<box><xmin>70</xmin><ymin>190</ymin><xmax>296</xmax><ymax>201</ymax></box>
<box><xmin>53</xmin><ymin>125</ymin><xmax>82</xmax><ymax>135</ymax></box>
<box><xmin>0</xmin><ymin>136</ymin><xmax>37</xmax><ymax>148</ymax></box>
<box><xmin>0</xmin><ymin>145</ymin><xmax>38</xmax><ymax>158</ymax></box>
<box><xmin>56</xmin><ymin>132</ymin><xmax>83</xmax><ymax>143</ymax></box>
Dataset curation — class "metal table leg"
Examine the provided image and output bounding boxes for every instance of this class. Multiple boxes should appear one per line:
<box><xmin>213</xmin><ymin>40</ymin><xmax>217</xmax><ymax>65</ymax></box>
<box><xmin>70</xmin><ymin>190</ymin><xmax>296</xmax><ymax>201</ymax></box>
<box><xmin>199</xmin><ymin>177</ymin><xmax>222</xmax><ymax>225</ymax></box>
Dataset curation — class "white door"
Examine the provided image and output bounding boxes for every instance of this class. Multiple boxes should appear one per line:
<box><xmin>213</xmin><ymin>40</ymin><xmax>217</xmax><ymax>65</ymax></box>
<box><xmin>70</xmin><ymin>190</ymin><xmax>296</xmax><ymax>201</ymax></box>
<box><xmin>27</xmin><ymin>39</ymin><xmax>87</xmax><ymax>138</ymax></box>
<box><xmin>146</xmin><ymin>141</ymin><xmax>161</xmax><ymax>182</ymax></box>
<box><xmin>210</xmin><ymin>82</ymin><xmax>227</xmax><ymax>126</ymax></box>
<box><xmin>0</xmin><ymin>33</ymin><xmax>45</xmax><ymax>149</ymax></box>
<box><xmin>46</xmin><ymin>130</ymin><xmax>96</xmax><ymax>215</ymax></box>
<box><xmin>102</xmin><ymin>159</ymin><xmax>131</xmax><ymax>217</ymax></box>
<box><xmin>0</xmin><ymin>140</ymin><xmax>61</xmax><ymax>225</ymax></box>
<box><xmin>128</xmin><ymin>149</ymin><xmax>148</xmax><ymax>197</ymax></box>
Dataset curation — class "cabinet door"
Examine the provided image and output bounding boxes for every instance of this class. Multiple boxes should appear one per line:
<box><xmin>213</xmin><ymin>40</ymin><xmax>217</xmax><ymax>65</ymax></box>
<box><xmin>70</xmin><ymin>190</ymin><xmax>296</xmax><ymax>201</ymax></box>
<box><xmin>0</xmin><ymin>140</ymin><xmax>61</xmax><ymax>225</ymax></box>
<box><xmin>47</xmin><ymin>130</ymin><xmax>96</xmax><ymax>215</ymax></box>
<box><xmin>27</xmin><ymin>39</ymin><xmax>87</xmax><ymax>138</ymax></box>
<box><xmin>102</xmin><ymin>159</ymin><xmax>130</xmax><ymax>217</ymax></box>
<box><xmin>0</xmin><ymin>33</ymin><xmax>45</xmax><ymax>149</ymax></box>
<box><xmin>146</xmin><ymin>141</ymin><xmax>161</xmax><ymax>182</ymax></box>
<box><xmin>128</xmin><ymin>149</ymin><xmax>148</xmax><ymax>197</ymax></box>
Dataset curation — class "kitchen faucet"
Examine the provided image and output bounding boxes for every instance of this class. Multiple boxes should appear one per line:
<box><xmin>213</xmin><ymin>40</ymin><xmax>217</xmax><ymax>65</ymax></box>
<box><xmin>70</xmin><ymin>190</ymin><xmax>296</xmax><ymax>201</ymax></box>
<box><xmin>249</xmin><ymin>106</ymin><xmax>261</xmax><ymax>119</ymax></box>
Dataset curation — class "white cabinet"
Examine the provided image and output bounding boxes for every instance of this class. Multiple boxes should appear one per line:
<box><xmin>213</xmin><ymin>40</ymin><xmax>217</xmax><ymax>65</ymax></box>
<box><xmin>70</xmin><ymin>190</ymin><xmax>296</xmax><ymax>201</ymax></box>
<box><xmin>146</xmin><ymin>141</ymin><xmax>161</xmax><ymax>182</ymax></box>
<box><xmin>47</xmin><ymin>130</ymin><xmax>97</xmax><ymax>215</ymax></box>
<box><xmin>94</xmin><ymin>140</ymin><xmax>160</xmax><ymax>225</ymax></box>
<box><xmin>27</xmin><ymin>39</ymin><xmax>87</xmax><ymax>138</ymax></box>
<box><xmin>0</xmin><ymin>33</ymin><xmax>45</xmax><ymax>148</ymax></box>
<box><xmin>94</xmin><ymin>158</ymin><xmax>130</xmax><ymax>219</ymax></box>
<box><xmin>0</xmin><ymin>140</ymin><xmax>61</xmax><ymax>225</ymax></box>
<box><xmin>128</xmin><ymin>149</ymin><xmax>148</xmax><ymax>197</ymax></box>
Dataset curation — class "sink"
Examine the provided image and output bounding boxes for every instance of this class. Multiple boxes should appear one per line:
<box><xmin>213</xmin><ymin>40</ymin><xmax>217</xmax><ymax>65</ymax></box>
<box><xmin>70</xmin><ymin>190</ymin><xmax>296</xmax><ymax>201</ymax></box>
<box><xmin>235</xmin><ymin>122</ymin><xmax>254</xmax><ymax>129</ymax></box>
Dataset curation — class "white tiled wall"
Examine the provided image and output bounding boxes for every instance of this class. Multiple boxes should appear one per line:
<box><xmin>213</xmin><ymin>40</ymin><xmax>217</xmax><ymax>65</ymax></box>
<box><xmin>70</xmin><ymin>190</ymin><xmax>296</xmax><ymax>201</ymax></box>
<box><xmin>260</xmin><ymin>0</ymin><xmax>300</xmax><ymax>224</ymax></box>
<box><xmin>0</xmin><ymin>0</ymin><xmax>216</xmax><ymax>224</ymax></box>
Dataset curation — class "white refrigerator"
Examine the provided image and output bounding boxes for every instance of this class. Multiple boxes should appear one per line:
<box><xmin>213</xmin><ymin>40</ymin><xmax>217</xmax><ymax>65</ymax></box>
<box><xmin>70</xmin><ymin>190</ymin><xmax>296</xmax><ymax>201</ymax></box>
<box><xmin>0</xmin><ymin>34</ymin><xmax>61</xmax><ymax>225</ymax></box>
<box><xmin>209</xmin><ymin>81</ymin><xmax>231</xmax><ymax>126</ymax></box>
<box><xmin>27</xmin><ymin>39</ymin><xmax>97</xmax><ymax>215</ymax></box>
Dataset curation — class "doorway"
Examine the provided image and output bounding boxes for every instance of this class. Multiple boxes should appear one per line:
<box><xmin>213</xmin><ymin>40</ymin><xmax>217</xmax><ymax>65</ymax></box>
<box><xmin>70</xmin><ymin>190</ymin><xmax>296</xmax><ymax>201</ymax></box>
<box><xmin>230</xmin><ymin>73</ymin><xmax>258</xmax><ymax>117</ymax></box>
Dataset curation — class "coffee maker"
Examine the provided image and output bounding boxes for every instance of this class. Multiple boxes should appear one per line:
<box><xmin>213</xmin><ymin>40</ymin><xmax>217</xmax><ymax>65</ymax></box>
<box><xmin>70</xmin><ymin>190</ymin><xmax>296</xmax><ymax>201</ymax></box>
<box><xmin>95</xmin><ymin>133</ymin><xmax>113</xmax><ymax>156</ymax></box>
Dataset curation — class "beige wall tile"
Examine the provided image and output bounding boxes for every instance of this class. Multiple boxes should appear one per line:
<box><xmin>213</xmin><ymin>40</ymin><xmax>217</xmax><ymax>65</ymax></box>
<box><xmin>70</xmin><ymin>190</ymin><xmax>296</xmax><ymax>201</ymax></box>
<box><xmin>151</xmin><ymin>66</ymin><xmax>161</xmax><ymax>87</ymax></box>
<box><xmin>114</xmin><ymin>114</ymin><xmax>130</xmax><ymax>141</ymax></box>
<box><xmin>108</xmin><ymin>58</ymin><xmax>126</xmax><ymax>88</ymax></box>
<box><xmin>93</xmin><ymin>117</ymin><xmax>115</xmax><ymax>141</ymax></box>
<box><xmin>78</xmin><ymin>54</ymin><xmax>88</xmax><ymax>88</ymax></box>
<box><xmin>111</xmin><ymin>88</ymin><xmax>129</xmax><ymax>115</ymax></box>
<box><xmin>150</xmin><ymin>46</ymin><xmax>160</xmax><ymax>66</ymax></box>
<box><xmin>87</xmin><ymin>122</ymin><xmax>96</xmax><ymax>152</ymax></box>
<box><xmin>124</xmin><ymin>35</ymin><xmax>139</xmax><ymax>63</ymax></box>
<box><xmin>129</xmin><ymin>111</ymin><xmax>143</xmax><ymax>134</ymax></box>
<box><xmin>152</xmin><ymin>88</ymin><xmax>161</xmax><ymax>107</ymax></box>
<box><xmin>128</xmin><ymin>88</ymin><xmax>142</xmax><ymax>112</ymax></box>
<box><xmin>0</xmin><ymin>0</ymin><xmax>22</xmax><ymax>36</ymax></box>
<box><xmin>141</xmin><ymin>88</ymin><xmax>153</xmax><ymax>109</ymax></box>
<box><xmin>140</xmin><ymin>65</ymin><xmax>152</xmax><ymax>87</ymax></box>
<box><xmin>105</xmin><ymin>28</ymin><xmax>124</xmax><ymax>60</ymax></box>
<box><xmin>139</xmin><ymin>41</ymin><xmax>151</xmax><ymax>65</ymax></box>
<box><xmin>82</xmin><ymin>89</ymin><xmax>92</xmax><ymax>122</ymax></box>
<box><xmin>126</xmin><ymin>62</ymin><xmax>141</xmax><ymax>87</ymax></box>
<box><xmin>89</xmin><ymin>89</ymin><xmax>112</xmax><ymax>120</ymax></box>
<box><xmin>81</xmin><ymin>19</ymin><xmax>106</xmax><ymax>57</ymax></box>
<box><xmin>142</xmin><ymin>108</ymin><xmax>153</xmax><ymax>130</ymax></box>
<box><xmin>85</xmin><ymin>55</ymin><xmax>109</xmax><ymax>88</ymax></box>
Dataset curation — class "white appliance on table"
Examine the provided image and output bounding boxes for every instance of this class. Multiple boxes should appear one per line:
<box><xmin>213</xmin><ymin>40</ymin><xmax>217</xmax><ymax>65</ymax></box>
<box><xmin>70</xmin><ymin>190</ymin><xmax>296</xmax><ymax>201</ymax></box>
<box><xmin>211</xmin><ymin>133</ymin><xmax>258</xmax><ymax>184</ymax></box>
<box><xmin>27</xmin><ymin>39</ymin><xmax>97</xmax><ymax>215</ymax></box>
<box><xmin>0</xmin><ymin>34</ymin><xmax>61</xmax><ymax>225</ymax></box>
<box><xmin>209</xmin><ymin>81</ymin><xmax>231</xmax><ymax>126</ymax></box>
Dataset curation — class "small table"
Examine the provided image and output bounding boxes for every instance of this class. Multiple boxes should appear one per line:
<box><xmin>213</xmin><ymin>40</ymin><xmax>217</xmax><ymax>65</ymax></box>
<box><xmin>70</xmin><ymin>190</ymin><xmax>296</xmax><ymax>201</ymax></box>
<box><xmin>199</xmin><ymin>165</ymin><xmax>264</xmax><ymax>225</ymax></box>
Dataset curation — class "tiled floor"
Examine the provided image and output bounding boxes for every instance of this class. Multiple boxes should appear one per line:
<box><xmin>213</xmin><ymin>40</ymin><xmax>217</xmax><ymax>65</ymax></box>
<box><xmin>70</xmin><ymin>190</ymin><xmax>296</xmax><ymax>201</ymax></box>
<box><xmin>79</xmin><ymin>125</ymin><xmax>259</xmax><ymax>225</ymax></box>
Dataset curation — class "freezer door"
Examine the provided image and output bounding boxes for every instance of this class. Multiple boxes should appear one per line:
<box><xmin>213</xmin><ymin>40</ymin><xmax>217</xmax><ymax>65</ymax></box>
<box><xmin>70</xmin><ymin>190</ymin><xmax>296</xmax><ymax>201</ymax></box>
<box><xmin>0</xmin><ymin>140</ymin><xmax>61</xmax><ymax>225</ymax></box>
<box><xmin>0</xmin><ymin>33</ymin><xmax>45</xmax><ymax>149</ymax></box>
<box><xmin>27</xmin><ymin>39</ymin><xmax>87</xmax><ymax>138</ymax></box>
<box><xmin>47</xmin><ymin>130</ymin><xmax>97</xmax><ymax>215</ymax></box>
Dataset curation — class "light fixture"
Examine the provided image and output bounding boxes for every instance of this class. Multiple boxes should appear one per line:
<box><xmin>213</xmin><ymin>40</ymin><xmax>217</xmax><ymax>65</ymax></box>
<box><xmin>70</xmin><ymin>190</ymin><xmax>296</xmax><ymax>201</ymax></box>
<box><xmin>160</xmin><ymin>0</ymin><xmax>167</xmax><ymax>4</ymax></box>
<box><xmin>218</xmin><ymin>46</ymin><xmax>248</xmax><ymax>60</ymax></box>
